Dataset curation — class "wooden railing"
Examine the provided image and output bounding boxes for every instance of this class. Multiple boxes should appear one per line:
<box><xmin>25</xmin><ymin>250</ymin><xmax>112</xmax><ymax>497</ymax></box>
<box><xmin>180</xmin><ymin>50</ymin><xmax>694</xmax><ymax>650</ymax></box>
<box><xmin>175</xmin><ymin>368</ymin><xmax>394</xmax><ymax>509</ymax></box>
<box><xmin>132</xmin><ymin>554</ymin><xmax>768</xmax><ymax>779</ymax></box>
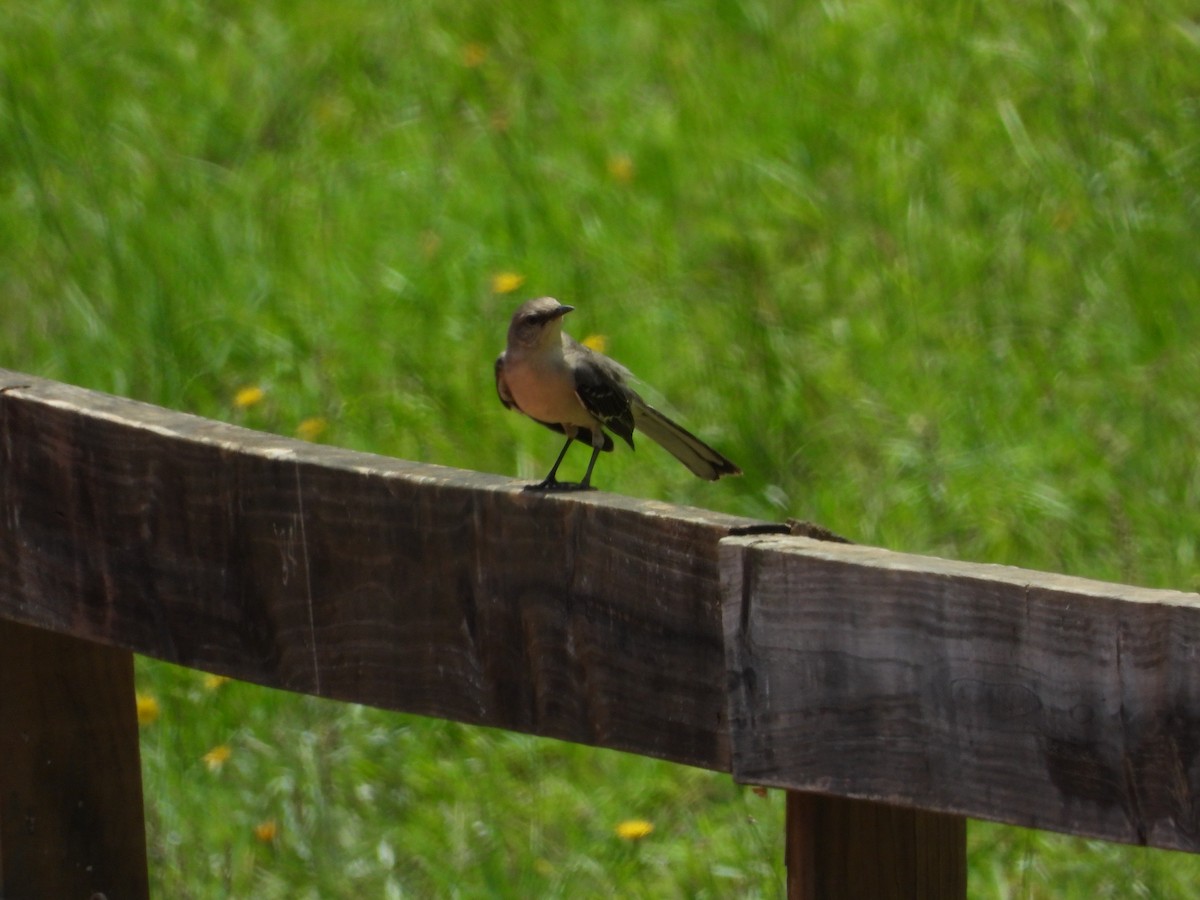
<box><xmin>3</xmin><ymin>368</ymin><xmax>1199</xmax><ymax>898</ymax></box>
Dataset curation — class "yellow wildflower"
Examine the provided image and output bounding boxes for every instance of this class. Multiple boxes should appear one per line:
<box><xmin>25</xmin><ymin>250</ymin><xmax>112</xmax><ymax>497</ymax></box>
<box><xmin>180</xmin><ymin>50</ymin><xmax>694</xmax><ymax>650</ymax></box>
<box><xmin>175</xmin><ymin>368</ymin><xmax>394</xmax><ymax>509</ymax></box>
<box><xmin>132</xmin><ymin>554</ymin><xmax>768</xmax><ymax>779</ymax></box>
<box><xmin>581</xmin><ymin>334</ymin><xmax>607</xmax><ymax>353</ymax></box>
<box><xmin>296</xmin><ymin>417</ymin><xmax>328</xmax><ymax>441</ymax></box>
<box><xmin>615</xmin><ymin>819</ymin><xmax>654</xmax><ymax>841</ymax></box>
<box><xmin>202</xmin><ymin>673</ymin><xmax>230</xmax><ymax>691</ymax></box>
<box><xmin>135</xmin><ymin>693</ymin><xmax>160</xmax><ymax>726</ymax></box>
<box><xmin>233</xmin><ymin>386</ymin><xmax>265</xmax><ymax>409</ymax></box>
<box><xmin>462</xmin><ymin>42</ymin><xmax>488</xmax><ymax>68</ymax></box>
<box><xmin>254</xmin><ymin>819</ymin><xmax>278</xmax><ymax>843</ymax></box>
<box><xmin>203</xmin><ymin>744</ymin><xmax>232</xmax><ymax>771</ymax></box>
<box><xmin>314</xmin><ymin>94</ymin><xmax>352</xmax><ymax>129</ymax></box>
<box><xmin>491</xmin><ymin>271</ymin><xmax>526</xmax><ymax>294</ymax></box>
<box><xmin>419</xmin><ymin>230</ymin><xmax>442</xmax><ymax>259</ymax></box>
<box><xmin>607</xmin><ymin>153</ymin><xmax>635</xmax><ymax>184</ymax></box>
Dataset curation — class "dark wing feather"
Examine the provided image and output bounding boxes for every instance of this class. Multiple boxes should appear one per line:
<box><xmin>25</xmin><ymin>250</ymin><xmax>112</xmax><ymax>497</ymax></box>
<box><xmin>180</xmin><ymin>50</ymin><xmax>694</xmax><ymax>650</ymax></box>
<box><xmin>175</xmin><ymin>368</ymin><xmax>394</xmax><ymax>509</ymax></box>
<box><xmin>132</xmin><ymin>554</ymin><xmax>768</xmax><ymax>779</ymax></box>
<box><xmin>572</xmin><ymin>350</ymin><xmax>637</xmax><ymax>449</ymax></box>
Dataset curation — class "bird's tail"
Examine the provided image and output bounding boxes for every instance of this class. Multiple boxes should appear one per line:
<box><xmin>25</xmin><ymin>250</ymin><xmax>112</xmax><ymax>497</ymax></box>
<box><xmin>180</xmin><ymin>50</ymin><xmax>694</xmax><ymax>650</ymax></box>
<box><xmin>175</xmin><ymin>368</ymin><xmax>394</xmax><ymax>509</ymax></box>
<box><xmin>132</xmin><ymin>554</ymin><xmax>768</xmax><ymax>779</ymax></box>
<box><xmin>631</xmin><ymin>400</ymin><xmax>741</xmax><ymax>481</ymax></box>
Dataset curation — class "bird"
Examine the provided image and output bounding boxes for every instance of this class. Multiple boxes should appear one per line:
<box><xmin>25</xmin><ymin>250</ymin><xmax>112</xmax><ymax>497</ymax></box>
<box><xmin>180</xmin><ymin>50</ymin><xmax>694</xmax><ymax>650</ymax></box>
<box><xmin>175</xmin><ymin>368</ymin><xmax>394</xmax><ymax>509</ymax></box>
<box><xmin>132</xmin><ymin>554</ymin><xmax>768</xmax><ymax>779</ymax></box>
<box><xmin>495</xmin><ymin>297</ymin><xmax>741</xmax><ymax>491</ymax></box>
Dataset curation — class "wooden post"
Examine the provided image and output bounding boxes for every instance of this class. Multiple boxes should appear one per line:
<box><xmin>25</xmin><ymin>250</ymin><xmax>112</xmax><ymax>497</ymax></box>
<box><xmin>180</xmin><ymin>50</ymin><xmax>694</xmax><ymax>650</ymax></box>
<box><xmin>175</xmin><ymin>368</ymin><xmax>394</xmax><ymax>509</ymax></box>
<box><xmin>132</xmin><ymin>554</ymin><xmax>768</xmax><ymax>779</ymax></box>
<box><xmin>0</xmin><ymin>618</ymin><xmax>149</xmax><ymax>899</ymax></box>
<box><xmin>785</xmin><ymin>792</ymin><xmax>966</xmax><ymax>899</ymax></box>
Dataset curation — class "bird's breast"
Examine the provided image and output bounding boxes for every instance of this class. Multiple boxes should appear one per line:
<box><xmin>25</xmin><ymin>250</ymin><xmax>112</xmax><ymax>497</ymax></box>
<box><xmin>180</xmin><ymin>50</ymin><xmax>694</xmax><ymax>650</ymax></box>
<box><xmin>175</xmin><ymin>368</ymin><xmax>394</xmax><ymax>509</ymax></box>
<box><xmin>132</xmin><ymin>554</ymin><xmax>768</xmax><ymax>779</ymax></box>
<box><xmin>502</xmin><ymin>354</ymin><xmax>595</xmax><ymax>427</ymax></box>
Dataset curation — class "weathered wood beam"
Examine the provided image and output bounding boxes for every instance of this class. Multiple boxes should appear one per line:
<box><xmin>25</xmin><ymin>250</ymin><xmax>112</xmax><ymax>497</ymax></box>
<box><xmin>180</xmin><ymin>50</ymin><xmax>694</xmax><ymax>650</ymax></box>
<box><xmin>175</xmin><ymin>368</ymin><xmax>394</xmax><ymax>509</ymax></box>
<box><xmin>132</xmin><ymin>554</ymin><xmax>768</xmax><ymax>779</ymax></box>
<box><xmin>722</xmin><ymin>535</ymin><xmax>1200</xmax><ymax>853</ymax></box>
<box><xmin>8</xmin><ymin>368</ymin><xmax>1200</xmax><ymax>857</ymax></box>
<box><xmin>0</xmin><ymin>369</ymin><xmax>780</xmax><ymax>772</ymax></box>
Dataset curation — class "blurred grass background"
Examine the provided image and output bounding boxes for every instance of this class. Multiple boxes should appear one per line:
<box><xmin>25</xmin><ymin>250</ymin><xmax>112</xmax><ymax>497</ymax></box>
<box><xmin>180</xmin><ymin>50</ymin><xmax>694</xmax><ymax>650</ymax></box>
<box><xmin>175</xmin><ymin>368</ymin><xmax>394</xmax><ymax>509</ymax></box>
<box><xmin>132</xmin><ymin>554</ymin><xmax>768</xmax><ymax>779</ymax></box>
<box><xmin>2</xmin><ymin>0</ymin><xmax>1199</xmax><ymax>895</ymax></box>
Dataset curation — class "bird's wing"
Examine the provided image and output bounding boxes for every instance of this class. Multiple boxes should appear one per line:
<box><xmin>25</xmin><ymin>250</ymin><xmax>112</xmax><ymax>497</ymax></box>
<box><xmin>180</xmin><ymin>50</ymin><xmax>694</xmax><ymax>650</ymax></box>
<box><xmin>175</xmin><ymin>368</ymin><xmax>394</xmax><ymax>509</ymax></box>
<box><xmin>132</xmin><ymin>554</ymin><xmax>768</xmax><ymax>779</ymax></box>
<box><xmin>571</xmin><ymin>348</ymin><xmax>637</xmax><ymax>449</ymax></box>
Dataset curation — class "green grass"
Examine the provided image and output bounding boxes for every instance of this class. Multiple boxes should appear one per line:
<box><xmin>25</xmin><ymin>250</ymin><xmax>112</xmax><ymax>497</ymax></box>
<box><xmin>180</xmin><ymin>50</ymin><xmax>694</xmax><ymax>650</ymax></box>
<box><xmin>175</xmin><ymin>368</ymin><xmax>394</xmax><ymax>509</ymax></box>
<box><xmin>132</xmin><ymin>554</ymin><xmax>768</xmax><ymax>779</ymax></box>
<box><xmin>138</xmin><ymin>665</ymin><xmax>782</xmax><ymax>897</ymax></box>
<box><xmin>3</xmin><ymin>0</ymin><xmax>1200</xmax><ymax>894</ymax></box>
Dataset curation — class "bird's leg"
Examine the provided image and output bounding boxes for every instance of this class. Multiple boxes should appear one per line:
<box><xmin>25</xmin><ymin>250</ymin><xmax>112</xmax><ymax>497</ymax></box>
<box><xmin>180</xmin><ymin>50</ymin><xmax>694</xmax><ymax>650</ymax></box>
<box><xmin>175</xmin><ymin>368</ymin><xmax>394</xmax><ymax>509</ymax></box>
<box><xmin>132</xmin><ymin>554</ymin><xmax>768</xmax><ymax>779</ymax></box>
<box><xmin>525</xmin><ymin>436</ymin><xmax>598</xmax><ymax>492</ymax></box>
<box><xmin>526</xmin><ymin>437</ymin><xmax>578</xmax><ymax>491</ymax></box>
<box><xmin>577</xmin><ymin>444</ymin><xmax>602</xmax><ymax>490</ymax></box>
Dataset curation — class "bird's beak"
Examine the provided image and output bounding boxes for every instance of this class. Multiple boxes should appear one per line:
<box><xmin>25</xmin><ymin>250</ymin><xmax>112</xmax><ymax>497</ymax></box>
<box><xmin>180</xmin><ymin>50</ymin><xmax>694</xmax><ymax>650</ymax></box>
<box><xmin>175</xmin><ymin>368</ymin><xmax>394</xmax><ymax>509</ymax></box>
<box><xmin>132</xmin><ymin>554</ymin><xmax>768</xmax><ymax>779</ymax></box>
<box><xmin>554</xmin><ymin>304</ymin><xmax>575</xmax><ymax>318</ymax></box>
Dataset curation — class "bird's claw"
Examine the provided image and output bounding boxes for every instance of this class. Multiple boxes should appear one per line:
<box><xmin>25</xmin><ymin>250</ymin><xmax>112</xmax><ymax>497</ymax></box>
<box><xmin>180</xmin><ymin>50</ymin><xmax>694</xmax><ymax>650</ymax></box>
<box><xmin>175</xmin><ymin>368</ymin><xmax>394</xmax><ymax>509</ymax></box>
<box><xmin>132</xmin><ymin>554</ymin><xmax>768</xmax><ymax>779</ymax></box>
<box><xmin>524</xmin><ymin>479</ymin><xmax>595</xmax><ymax>492</ymax></box>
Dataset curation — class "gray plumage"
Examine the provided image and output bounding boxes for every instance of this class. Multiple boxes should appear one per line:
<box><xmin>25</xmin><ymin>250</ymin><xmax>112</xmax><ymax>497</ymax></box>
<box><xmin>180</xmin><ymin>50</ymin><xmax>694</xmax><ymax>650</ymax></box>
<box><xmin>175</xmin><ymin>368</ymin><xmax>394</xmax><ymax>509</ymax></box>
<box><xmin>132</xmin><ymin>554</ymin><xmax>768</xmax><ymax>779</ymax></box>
<box><xmin>495</xmin><ymin>297</ymin><xmax>740</xmax><ymax>490</ymax></box>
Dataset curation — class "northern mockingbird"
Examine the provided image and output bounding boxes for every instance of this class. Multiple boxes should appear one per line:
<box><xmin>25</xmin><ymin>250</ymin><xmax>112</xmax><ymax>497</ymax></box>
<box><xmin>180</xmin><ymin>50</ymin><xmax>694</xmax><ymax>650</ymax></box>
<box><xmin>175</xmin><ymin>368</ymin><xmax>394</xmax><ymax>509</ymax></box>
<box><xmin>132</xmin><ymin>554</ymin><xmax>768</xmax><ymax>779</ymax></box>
<box><xmin>495</xmin><ymin>297</ymin><xmax>741</xmax><ymax>490</ymax></box>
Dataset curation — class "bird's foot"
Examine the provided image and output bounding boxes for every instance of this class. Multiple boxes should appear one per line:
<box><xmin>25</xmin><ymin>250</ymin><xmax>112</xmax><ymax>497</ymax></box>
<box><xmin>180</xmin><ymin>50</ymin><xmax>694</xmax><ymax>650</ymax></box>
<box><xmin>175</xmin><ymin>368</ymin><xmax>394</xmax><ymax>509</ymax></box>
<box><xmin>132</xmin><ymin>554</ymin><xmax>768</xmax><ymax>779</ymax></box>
<box><xmin>524</xmin><ymin>478</ymin><xmax>596</xmax><ymax>492</ymax></box>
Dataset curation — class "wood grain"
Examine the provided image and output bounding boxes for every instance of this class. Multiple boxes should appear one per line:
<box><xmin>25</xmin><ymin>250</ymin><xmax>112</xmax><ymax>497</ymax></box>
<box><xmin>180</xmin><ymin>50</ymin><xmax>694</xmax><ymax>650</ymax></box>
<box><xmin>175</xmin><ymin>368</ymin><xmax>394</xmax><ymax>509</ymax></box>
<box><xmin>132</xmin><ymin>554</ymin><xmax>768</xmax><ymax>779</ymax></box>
<box><xmin>0</xmin><ymin>369</ymin><xmax>780</xmax><ymax>772</ymax></box>
<box><xmin>722</xmin><ymin>535</ymin><xmax>1200</xmax><ymax>852</ymax></box>
<box><xmin>0</xmin><ymin>617</ymin><xmax>149</xmax><ymax>899</ymax></box>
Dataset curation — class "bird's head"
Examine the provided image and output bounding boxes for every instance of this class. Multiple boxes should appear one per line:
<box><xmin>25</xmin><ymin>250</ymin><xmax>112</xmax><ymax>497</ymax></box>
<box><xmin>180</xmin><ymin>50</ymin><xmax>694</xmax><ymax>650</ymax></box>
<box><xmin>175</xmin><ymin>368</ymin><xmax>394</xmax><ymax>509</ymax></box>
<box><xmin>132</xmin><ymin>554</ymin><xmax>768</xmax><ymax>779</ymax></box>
<box><xmin>507</xmin><ymin>297</ymin><xmax>574</xmax><ymax>349</ymax></box>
